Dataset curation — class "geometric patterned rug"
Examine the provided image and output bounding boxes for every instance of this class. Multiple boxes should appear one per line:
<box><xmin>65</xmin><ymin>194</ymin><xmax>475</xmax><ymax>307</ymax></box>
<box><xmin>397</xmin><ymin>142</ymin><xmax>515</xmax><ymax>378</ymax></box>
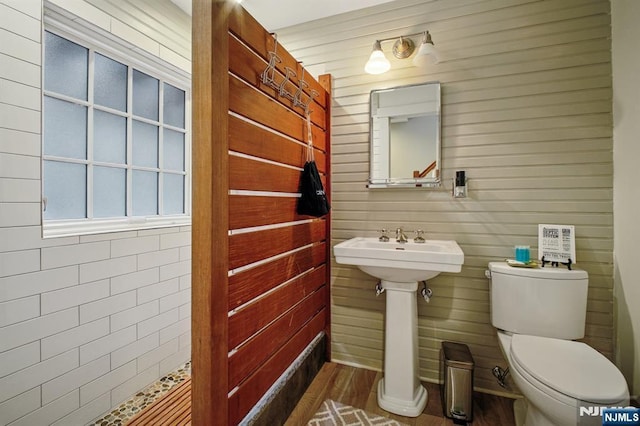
<box><xmin>306</xmin><ymin>399</ymin><xmax>409</xmax><ymax>426</ymax></box>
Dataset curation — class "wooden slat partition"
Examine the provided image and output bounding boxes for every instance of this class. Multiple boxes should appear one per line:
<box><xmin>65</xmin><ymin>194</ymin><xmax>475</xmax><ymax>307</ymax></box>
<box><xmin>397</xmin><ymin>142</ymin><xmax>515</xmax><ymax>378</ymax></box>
<box><xmin>229</xmin><ymin>115</ymin><xmax>327</xmax><ymax>173</ymax></box>
<box><xmin>193</xmin><ymin>1</ymin><xmax>331</xmax><ymax>424</ymax></box>
<box><xmin>228</xmin><ymin>312</ymin><xmax>327</xmax><ymax>425</ymax></box>
<box><xmin>227</xmin><ymin>10</ymin><xmax>327</xmax><ymax>110</ymax></box>
<box><xmin>229</xmin><ymin>220</ymin><xmax>326</xmax><ymax>269</ymax></box>
<box><xmin>228</xmin><ymin>195</ymin><xmax>310</xmax><ymax>229</ymax></box>
<box><xmin>228</xmin><ymin>266</ymin><xmax>326</xmax><ymax>348</ymax></box>
<box><xmin>228</xmin><ymin>155</ymin><xmax>301</xmax><ymax>193</ymax></box>
<box><xmin>228</xmin><ymin>290</ymin><xmax>327</xmax><ymax>389</ymax></box>
<box><xmin>229</xmin><ymin>35</ymin><xmax>327</xmax><ymax>129</ymax></box>
<box><xmin>228</xmin><ymin>243</ymin><xmax>326</xmax><ymax>309</ymax></box>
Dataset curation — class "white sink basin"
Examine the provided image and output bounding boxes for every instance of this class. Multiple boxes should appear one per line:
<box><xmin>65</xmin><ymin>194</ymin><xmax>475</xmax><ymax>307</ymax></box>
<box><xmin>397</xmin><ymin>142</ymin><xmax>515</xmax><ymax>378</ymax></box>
<box><xmin>333</xmin><ymin>237</ymin><xmax>464</xmax><ymax>282</ymax></box>
<box><xmin>334</xmin><ymin>236</ymin><xmax>465</xmax><ymax>416</ymax></box>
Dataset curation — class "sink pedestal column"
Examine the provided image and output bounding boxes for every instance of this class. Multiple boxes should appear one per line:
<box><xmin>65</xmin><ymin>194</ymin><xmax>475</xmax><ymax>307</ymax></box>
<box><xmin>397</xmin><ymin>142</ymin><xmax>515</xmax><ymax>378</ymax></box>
<box><xmin>377</xmin><ymin>280</ymin><xmax>427</xmax><ymax>417</ymax></box>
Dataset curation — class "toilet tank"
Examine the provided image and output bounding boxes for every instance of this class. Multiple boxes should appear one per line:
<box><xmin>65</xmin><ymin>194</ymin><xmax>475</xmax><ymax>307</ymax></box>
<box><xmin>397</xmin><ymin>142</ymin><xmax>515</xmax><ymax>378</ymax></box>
<box><xmin>488</xmin><ymin>262</ymin><xmax>588</xmax><ymax>340</ymax></box>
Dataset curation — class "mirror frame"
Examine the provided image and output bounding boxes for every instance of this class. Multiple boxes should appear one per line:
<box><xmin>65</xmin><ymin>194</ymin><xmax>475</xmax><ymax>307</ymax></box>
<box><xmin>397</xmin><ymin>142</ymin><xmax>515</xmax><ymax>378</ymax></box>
<box><xmin>367</xmin><ymin>81</ymin><xmax>441</xmax><ymax>189</ymax></box>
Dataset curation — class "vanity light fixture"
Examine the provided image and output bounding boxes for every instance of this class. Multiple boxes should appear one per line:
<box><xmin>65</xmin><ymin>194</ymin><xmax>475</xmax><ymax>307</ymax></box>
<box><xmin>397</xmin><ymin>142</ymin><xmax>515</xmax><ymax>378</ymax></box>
<box><xmin>364</xmin><ymin>31</ymin><xmax>438</xmax><ymax>75</ymax></box>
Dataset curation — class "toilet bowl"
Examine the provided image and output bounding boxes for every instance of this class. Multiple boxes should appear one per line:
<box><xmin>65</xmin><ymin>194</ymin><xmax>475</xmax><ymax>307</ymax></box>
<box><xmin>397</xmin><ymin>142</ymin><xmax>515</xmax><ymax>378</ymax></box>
<box><xmin>488</xmin><ymin>261</ymin><xmax>630</xmax><ymax>426</ymax></box>
<box><xmin>497</xmin><ymin>331</ymin><xmax>629</xmax><ymax>426</ymax></box>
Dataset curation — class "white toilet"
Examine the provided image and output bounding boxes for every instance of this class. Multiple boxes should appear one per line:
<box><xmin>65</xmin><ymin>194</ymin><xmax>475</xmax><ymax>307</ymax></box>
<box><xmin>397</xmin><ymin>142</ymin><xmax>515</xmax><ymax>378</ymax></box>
<box><xmin>488</xmin><ymin>262</ymin><xmax>629</xmax><ymax>426</ymax></box>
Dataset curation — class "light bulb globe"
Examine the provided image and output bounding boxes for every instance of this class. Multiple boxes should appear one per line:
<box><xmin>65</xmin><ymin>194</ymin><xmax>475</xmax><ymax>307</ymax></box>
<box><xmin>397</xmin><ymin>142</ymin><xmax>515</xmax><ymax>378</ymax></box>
<box><xmin>364</xmin><ymin>41</ymin><xmax>390</xmax><ymax>74</ymax></box>
<box><xmin>412</xmin><ymin>42</ymin><xmax>439</xmax><ymax>67</ymax></box>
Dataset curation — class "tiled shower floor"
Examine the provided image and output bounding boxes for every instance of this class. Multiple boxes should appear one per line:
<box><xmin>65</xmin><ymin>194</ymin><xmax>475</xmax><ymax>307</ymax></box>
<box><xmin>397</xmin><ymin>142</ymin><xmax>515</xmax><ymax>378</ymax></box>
<box><xmin>91</xmin><ymin>361</ymin><xmax>191</xmax><ymax>425</ymax></box>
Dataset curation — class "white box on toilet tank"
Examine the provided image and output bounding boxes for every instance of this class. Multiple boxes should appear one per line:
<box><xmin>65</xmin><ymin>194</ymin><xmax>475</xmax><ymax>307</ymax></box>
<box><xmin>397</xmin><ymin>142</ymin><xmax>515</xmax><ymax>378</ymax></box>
<box><xmin>488</xmin><ymin>262</ymin><xmax>588</xmax><ymax>340</ymax></box>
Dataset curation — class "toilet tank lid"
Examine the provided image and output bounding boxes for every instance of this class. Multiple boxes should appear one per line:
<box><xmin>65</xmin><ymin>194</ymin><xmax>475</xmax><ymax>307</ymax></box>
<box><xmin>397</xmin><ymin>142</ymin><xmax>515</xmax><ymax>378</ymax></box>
<box><xmin>511</xmin><ymin>335</ymin><xmax>628</xmax><ymax>404</ymax></box>
<box><xmin>489</xmin><ymin>261</ymin><xmax>587</xmax><ymax>280</ymax></box>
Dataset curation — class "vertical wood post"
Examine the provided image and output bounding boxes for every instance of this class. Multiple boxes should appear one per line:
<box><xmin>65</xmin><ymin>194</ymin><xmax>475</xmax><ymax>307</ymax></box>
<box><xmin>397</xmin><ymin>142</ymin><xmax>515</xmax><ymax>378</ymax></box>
<box><xmin>319</xmin><ymin>74</ymin><xmax>332</xmax><ymax>361</ymax></box>
<box><xmin>192</xmin><ymin>1</ymin><xmax>231</xmax><ymax>424</ymax></box>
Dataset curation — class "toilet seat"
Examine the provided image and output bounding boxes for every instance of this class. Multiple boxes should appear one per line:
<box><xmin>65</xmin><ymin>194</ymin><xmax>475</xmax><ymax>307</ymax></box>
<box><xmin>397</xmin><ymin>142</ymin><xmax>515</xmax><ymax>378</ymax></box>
<box><xmin>510</xmin><ymin>334</ymin><xmax>628</xmax><ymax>404</ymax></box>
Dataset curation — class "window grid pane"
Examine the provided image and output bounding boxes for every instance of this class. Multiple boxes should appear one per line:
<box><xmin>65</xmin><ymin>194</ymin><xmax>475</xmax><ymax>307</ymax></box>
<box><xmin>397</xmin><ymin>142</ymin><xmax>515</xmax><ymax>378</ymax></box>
<box><xmin>44</xmin><ymin>31</ymin><xmax>88</xmax><ymax>100</ymax></box>
<box><xmin>94</xmin><ymin>166</ymin><xmax>126</xmax><ymax>218</ymax></box>
<box><xmin>94</xmin><ymin>53</ymin><xmax>128</xmax><ymax>112</ymax></box>
<box><xmin>43</xmin><ymin>30</ymin><xmax>188</xmax><ymax>226</ymax></box>
<box><xmin>163</xmin><ymin>173</ymin><xmax>184</xmax><ymax>215</ymax></box>
<box><xmin>44</xmin><ymin>161</ymin><xmax>87</xmax><ymax>220</ymax></box>
<box><xmin>44</xmin><ymin>97</ymin><xmax>87</xmax><ymax>159</ymax></box>
<box><xmin>133</xmin><ymin>70</ymin><xmax>159</xmax><ymax>121</ymax></box>
<box><xmin>94</xmin><ymin>110</ymin><xmax>126</xmax><ymax>164</ymax></box>
<box><xmin>132</xmin><ymin>120</ymin><xmax>159</xmax><ymax>168</ymax></box>
<box><xmin>132</xmin><ymin>170</ymin><xmax>158</xmax><ymax>216</ymax></box>
<box><xmin>163</xmin><ymin>83</ymin><xmax>185</xmax><ymax>128</ymax></box>
<box><xmin>163</xmin><ymin>128</ymin><xmax>185</xmax><ymax>171</ymax></box>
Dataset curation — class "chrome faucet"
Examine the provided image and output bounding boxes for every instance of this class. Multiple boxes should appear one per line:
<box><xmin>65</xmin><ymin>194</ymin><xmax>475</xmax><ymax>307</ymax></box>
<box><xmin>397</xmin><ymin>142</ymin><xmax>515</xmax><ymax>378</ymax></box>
<box><xmin>396</xmin><ymin>227</ymin><xmax>408</xmax><ymax>243</ymax></box>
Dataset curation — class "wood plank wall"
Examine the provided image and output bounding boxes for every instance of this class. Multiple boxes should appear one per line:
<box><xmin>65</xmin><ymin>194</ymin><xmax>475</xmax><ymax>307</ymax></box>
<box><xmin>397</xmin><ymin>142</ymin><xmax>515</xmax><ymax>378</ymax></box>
<box><xmin>84</xmin><ymin>0</ymin><xmax>191</xmax><ymax>72</ymax></box>
<box><xmin>277</xmin><ymin>0</ymin><xmax>613</xmax><ymax>395</ymax></box>
<box><xmin>192</xmin><ymin>1</ymin><xmax>331</xmax><ymax>424</ymax></box>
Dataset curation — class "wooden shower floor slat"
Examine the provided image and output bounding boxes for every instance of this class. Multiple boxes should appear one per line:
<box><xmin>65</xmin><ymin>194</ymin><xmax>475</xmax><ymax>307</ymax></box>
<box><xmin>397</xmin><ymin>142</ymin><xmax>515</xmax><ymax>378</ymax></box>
<box><xmin>126</xmin><ymin>378</ymin><xmax>191</xmax><ymax>426</ymax></box>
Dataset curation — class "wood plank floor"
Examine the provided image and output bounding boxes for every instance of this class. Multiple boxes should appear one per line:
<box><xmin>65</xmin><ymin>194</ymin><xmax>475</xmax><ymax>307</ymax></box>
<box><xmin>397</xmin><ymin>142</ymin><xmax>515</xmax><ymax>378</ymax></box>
<box><xmin>285</xmin><ymin>362</ymin><xmax>517</xmax><ymax>426</ymax></box>
<box><xmin>125</xmin><ymin>362</ymin><xmax>516</xmax><ymax>425</ymax></box>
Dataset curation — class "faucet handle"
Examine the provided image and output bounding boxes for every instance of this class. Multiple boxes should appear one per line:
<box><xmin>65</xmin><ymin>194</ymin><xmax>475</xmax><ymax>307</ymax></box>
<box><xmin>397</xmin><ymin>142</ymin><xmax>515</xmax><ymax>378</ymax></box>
<box><xmin>414</xmin><ymin>229</ymin><xmax>426</xmax><ymax>243</ymax></box>
<box><xmin>379</xmin><ymin>229</ymin><xmax>390</xmax><ymax>242</ymax></box>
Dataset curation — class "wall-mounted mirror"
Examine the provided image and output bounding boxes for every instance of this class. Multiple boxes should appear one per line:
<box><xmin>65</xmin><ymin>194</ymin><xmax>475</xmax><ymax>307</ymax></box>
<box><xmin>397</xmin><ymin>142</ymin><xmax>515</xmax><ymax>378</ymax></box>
<box><xmin>368</xmin><ymin>82</ymin><xmax>441</xmax><ymax>188</ymax></box>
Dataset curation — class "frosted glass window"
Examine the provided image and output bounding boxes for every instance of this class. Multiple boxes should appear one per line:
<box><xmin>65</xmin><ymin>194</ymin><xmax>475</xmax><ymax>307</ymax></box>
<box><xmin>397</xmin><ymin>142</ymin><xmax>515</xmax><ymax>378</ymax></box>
<box><xmin>44</xmin><ymin>161</ymin><xmax>86</xmax><ymax>220</ymax></box>
<box><xmin>94</xmin><ymin>166</ymin><xmax>125</xmax><ymax>218</ymax></box>
<box><xmin>133</xmin><ymin>70</ymin><xmax>159</xmax><ymax>121</ymax></box>
<box><xmin>164</xmin><ymin>83</ymin><xmax>185</xmax><ymax>128</ymax></box>
<box><xmin>94</xmin><ymin>53</ymin><xmax>127</xmax><ymax>111</ymax></box>
<box><xmin>44</xmin><ymin>97</ymin><xmax>87</xmax><ymax>159</ymax></box>
<box><xmin>163</xmin><ymin>129</ymin><xmax>185</xmax><ymax>171</ymax></box>
<box><xmin>94</xmin><ymin>110</ymin><xmax>126</xmax><ymax>164</ymax></box>
<box><xmin>132</xmin><ymin>120</ymin><xmax>158</xmax><ymax>168</ymax></box>
<box><xmin>44</xmin><ymin>32</ymin><xmax>88</xmax><ymax>100</ymax></box>
<box><xmin>133</xmin><ymin>171</ymin><xmax>158</xmax><ymax>216</ymax></box>
<box><xmin>42</xmin><ymin>26</ymin><xmax>190</xmax><ymax>235</ymax></box>
<box><xmin>163</xmin><ymin>174</ymin><xmax>184</xmax><ymax>215</ymax></box>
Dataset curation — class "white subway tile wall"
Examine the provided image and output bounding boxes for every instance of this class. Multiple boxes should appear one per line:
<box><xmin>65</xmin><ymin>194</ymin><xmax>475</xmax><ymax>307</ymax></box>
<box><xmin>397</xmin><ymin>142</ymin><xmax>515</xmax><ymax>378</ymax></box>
<box><xmin>50</xmin><ymin>393</ymin><xmax>111</xmax><ymax>426</ymax></box>
<box><xmin>0</xmin><ymin>342</ymin><xmax>41</xmax><ymax>378</ymax></box>
<box><xmin>41</xmin><ymin>318</ymin><xmax>110</xmax><ymax>360</ymax></box>
<box><xmin>80</xmin><ymin>361</ymin><xmax>137</xmax><ymax>407</ymax></box>
<box><xmin>0</xmin><ymin>295</ymin><xmax>40</xmax><ymax>327</ymax></box>
<box><xmin>0</xmin><ymin>388</ymin><xmax>42</xmax><ymax>426</ymax></box>
<box><xmin>9</xmin><ymin>389</ymin><xmax>80</xmax><ymax>426</ymax></box>
<box><xmin>41</xmin><ymin>356</ymin><xmax>110</xmax><ymax>405</ymax></box>
<box><xmin>0</xmin><ymin>0</ymin><xmax>192</xmax><ymax>424</ymax></box>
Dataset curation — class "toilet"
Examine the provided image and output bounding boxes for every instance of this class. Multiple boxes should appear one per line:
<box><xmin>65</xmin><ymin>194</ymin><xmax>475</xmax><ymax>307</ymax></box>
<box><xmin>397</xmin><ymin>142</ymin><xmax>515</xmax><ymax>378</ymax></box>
<box><xmin>488</xmin><ymin>262</ymin><xmax>629</xmax><ymax>426</ymax></box>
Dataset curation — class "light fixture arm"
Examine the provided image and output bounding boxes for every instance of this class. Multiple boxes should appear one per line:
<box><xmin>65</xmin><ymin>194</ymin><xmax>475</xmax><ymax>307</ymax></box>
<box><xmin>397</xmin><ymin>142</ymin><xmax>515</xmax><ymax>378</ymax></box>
<box><xmin>374</xmin><ymin>30</ymin><xmax>434</xmax><ymax>45</ymax></box>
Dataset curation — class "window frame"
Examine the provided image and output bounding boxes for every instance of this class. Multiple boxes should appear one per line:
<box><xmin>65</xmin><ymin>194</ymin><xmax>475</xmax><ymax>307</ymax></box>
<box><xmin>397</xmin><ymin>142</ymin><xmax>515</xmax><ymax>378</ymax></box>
<box><xmin>42</xmin><ymin>13</ymin><xmax>192</xmax><ymax>238</ymax></box>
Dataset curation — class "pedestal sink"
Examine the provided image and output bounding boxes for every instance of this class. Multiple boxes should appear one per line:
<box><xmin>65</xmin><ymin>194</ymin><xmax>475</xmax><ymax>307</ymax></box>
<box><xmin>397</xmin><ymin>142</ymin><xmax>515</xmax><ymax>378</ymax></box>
<box><xmin>333</xmin><ymin>237</ymin><xmax>464</xmax><ymax>417</ymax></box>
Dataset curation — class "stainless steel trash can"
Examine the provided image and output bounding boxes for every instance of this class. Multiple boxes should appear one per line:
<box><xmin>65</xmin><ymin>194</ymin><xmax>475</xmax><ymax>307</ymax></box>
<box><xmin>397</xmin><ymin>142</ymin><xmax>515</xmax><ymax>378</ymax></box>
<box><xmin>441</xmin><ymin>341</ymin><xmax>474</xmax><ymax>422</ymax></box>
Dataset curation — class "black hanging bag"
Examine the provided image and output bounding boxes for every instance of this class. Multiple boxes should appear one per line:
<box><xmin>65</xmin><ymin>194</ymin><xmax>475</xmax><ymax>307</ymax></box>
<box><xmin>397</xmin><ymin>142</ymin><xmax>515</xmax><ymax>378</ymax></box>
<box><xmin>297</xmin><ymin>113</ymin><xmax>330</xmax><ymax>217</ymax></box>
